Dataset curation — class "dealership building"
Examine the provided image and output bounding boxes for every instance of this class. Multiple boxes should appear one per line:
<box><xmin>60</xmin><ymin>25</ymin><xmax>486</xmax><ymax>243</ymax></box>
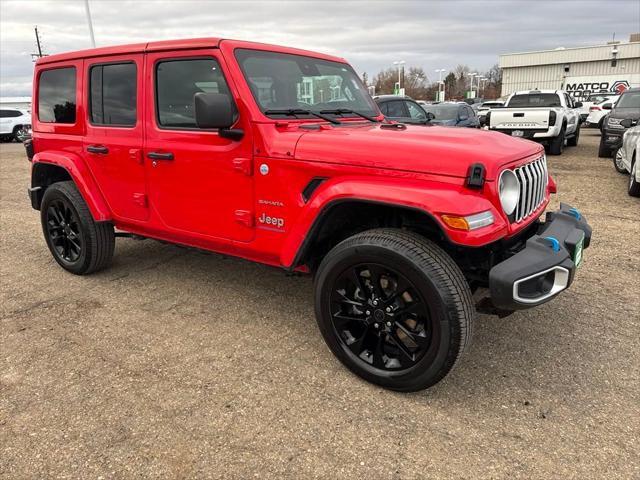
<box><xmin>499</xmin><ymin>35</ymin><xmax>640</xmax><ymax>100</ymax></box>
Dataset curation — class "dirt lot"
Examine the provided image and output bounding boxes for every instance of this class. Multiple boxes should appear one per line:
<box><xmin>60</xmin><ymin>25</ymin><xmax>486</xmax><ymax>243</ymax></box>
<box><xmin>1</xmin><ymin>130</ymin><xmax>638</xmax><ymax>479</ymax></box>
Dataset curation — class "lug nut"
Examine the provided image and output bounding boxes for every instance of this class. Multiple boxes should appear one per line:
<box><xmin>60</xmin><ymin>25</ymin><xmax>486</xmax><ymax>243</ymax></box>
<box><xmin>386</xmin><ymin>321</ymin><xmax>392</xmax><ymax>327</ymax></box>
<box><xmin>373</xmin><ymin>300</ymin><xmax>378</xmax><ymax>306</ymax></box>
<box><xmin>374</xmin><ymin>323</ymin><xmax>379</xmax><ymax>329</ymax></box>
<box><xmin>385</xmin><ymin>307</ymin><xmax>391</xmax><ymax>313</ymax></box>
<box><xmin>366</xmin><ymin>310</ymin><xmax>371</xmax><ymax>315</ymax></box>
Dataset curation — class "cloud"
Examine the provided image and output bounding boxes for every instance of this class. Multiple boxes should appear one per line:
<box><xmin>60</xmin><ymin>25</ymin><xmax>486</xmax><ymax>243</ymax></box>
<box><xmin>1</xmin><ymin>0</ymin><xmax>639</xmax><ymax>96</ymax></box>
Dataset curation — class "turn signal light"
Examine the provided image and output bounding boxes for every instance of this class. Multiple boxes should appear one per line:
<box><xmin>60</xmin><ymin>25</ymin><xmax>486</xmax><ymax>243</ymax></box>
<box><xmin>441</xmin><ymin>211</ymin><xmax>495</xmax><ymax>231</ymax></box>
<box><xmin>441</xmin><ymin>215</ymin><xmax>469</xmax><ymax>230</ymax></box>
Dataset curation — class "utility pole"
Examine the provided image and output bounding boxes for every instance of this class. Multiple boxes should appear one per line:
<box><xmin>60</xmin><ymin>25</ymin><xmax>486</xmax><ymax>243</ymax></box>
<box><xmin>84</xmin><ymin>0</ymin><xmax>96</xmax><ymax>47</ymax></box>
<box><xmin>31</xmin><ymin>26</ymin><xmax>47</xmax><ymax>61</ymax></box>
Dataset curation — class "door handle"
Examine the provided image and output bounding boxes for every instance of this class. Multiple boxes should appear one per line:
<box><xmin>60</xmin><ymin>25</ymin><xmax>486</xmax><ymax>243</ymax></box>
<box><xmin>87</xmin><ymin>145</ymin><xmax>109</xmax><ymax>154</ymax></box>
<box><xmin>147</xmin><ymin>152</ymin><xmax>174</xmax><ymax>161</ymax></box>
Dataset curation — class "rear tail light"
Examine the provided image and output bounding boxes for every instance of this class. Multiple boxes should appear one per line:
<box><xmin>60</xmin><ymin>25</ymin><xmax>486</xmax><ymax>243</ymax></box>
<box><xmin>589</xmin><ymin>106</ymin><xmax>601</xmax><ymax>111</ymax></box>
<box><xmin>549</xmin><ymin>111</ymin><xmax>557</xmax><ymax>126</ymax></box>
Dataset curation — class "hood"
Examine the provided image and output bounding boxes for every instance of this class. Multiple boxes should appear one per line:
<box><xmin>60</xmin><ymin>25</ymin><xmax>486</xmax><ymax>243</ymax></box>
<box><xmin>430</xmin><ymin>119</ymin><xmax>458</xmax><ymax>126</ymax></box>
<box><xmin>610</xmin><ymin>107</ymin><xmax>640</xmax><ymax>120</ymax></box>
<box><xmin>294</xmin><ymin>123</ymin><xmax>541</xmax><ymax>180</ymax></box>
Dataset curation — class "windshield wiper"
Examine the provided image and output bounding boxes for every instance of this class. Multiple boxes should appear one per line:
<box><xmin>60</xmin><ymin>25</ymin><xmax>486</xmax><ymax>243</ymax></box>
<box><xmin>319</xmin><ymin>108</ymin><xmax>381</xmax><ymax>122</ymax></box>
<box><xmin>264</xmin><ymin>108</ymin><xmax>341</xmax><ymax>125</ymax></box>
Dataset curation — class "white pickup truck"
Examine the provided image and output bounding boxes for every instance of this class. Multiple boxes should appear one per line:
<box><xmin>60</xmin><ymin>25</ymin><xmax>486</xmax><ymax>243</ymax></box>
<box><xmin>487</xmin><ymin>90</ymin><xmax>582</xmax><ymax>155</ymax></box>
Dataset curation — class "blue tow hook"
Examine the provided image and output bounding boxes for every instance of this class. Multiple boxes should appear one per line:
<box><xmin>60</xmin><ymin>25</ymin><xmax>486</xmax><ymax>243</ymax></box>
<box><xmin>543</xmin><ymin>236</ymin><xmax>561</xmax><ymax>252</ymax></box>
<box><xmin>567</xmin><ymin>207</ymin><xmax>581</xmax><ymax>220</ymax></box>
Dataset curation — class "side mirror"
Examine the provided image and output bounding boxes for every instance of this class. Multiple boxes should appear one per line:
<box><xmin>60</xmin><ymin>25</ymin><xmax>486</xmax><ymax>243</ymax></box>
<box><xmin>426</xmin><ymin>112</ymin><xmax>435</xmax><ymax>121</ymax></box>
<box><xmin>573</xmin><ymin>101</ymin><xmax>583</xmax><ymax>108</ymax></box>
<box><xmin>602</xmin><ymin>103</ymin><xmax>612</xmax><ymax>110</ymax></box>
<box><xmin>194</xmin><ymin>92</ymin><xmax>235</xmax><ymax>129</ymax></box>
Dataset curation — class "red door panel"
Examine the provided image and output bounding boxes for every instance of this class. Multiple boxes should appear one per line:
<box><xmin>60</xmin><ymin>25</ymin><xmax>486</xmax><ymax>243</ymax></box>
<box><xmin>143</xmin><ymin>49</ymin><xmax>254</xmax><ymax>242</ymax></box>
<box><xmin>83</xmin><ymin>54</ymin><xmax>148</xmax><ymax>221</ymax></box>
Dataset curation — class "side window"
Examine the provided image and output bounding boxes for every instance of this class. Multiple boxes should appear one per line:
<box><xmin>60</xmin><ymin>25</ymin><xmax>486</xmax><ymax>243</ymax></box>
<box><xmin>385</xmin><ymin>100</ymin><xmax>407</xmax><ymax>118</ymax></box>
<box><xmin>379</xmin><ymin>103</ymin><xmax>389</xmax><ymax>116</ymax></box>
<box><xmin>459</xmin><ymin>106</ymin><xmax>469</xmax><ymax>120</ymax></box>
<box><xmin>406</xmin><ymin>101</ymin><xmax>427</xmax><ymax>120</ymax></box>
<box><xmin>467</xmin><ymin>106</ymin><xmax>475</xmax><ymax>117</ymax></box>
<box><xmin>156</xmin><ymin>57</ymin><xmax>232</xmax><ymax>129</ymax></box>
<box><xmin>0</xmin><ymin>109</ymin><xmax>22</xmax><ymax>118</ymax></box>
<box><xmin>38</xmin><ymin>67</ymin><xmax>76</xmax><ymax>123</ymax></box>
<box><xmin>90</xmin><ymin>63</ymin><xmax>137</xmax><ymax>126</ymax></box>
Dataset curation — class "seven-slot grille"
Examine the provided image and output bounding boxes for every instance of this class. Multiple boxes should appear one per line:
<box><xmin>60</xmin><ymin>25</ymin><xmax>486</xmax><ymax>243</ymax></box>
<box><xmin>513</xmin><ymin>155</ymin><xmax>548</xmax><ymax>223</ymax></box>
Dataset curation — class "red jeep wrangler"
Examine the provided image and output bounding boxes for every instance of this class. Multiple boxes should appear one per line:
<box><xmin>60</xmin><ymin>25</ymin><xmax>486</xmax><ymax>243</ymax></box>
<box><xmin>26</xmin><ymin>38</ymin><xmax>592</xmax><ymax>391</ymax></box>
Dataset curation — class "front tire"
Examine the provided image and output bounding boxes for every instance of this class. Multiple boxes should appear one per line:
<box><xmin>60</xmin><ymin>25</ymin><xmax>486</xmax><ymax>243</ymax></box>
<box><xmin>548</xmin><ymin>126</ymin><xmax>565</xmax><ymax>155</ymax></box>
<box><xmin>567</xmin><ymin>124</ymin><xmax>580</xmax><ymax>147</ymax></box>
<box><xmin>629</xmin><ymin>159</ymin><xmax>640</xmax><ymax>197</ymax></box>
<box><xmin>41</xmin><ymin>181</ymin><xmax>115</xmax><ymax>275</ymax></box>
<box><xmin>598</xmin><ymin>138</ymin><xmax>612</xmax><ymax>158</ymax></box>
<box><xmin>314</xmin><ymin>229</ymin><xmax>474</xmax><ymax>392</ymax></box>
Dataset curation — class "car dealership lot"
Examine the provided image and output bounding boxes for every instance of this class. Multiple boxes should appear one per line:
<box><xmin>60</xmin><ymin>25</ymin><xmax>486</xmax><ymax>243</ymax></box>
<box><xmin>1</xmin><ymin>131</ymin><xmax>638</xmax><ymax>479</ymax></box>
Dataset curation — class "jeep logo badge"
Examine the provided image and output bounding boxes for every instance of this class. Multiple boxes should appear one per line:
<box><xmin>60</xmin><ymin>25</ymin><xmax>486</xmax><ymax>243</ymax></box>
<box><xmin>259</xmin><ymin>163</ymin><xmax>269</xmax><ymax>175</ymax></box>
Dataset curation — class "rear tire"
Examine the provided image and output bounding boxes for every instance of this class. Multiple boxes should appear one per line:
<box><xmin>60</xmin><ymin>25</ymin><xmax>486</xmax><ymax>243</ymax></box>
<box><xmin>598</xmin><ymin>138</ymin><xmax>611</xmax><ymax>158</ymax></box>
<box><xmin>548</xmin><ymin>126</ymin><xmax>565</xmax><ymax>155</ymax></box>
<box><xmin>41</xmin><ymin>181</ymin><xmax>115</xmax><ymax>275</ymax></box>
<box><xmin>314</xmin><ymin>228</ymin><xmax>474</xmax><ymax>392</ymax></box>
<box><xmin>567</xmin><ymin>124</ymin><xmax>580</xmax><ymax>147</ymax></box>
<box><xmin>629</xmin><ymin>159</ymin><xmax>640</xmax><ymax>197</ymax></box>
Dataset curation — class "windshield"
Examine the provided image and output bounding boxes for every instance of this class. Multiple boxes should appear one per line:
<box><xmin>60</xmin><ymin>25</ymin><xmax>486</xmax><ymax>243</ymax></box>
<box><xmin>422</xmin><ymin>104</ymin><xmax>458</xmax><ymax>120</ymax></box>
<box><xmin>235</xmin><ymin>49</ymin><xmax>378</xmax><ymax>118</ymax></box>
<box><xmin>616</xmin><ymin>91</ymin><xmax>640</xmax><ymax>109</ymax></box>
<box><xmin>507</xmin><ymin>93</ymin><xmax>561</xmax><ymax>108</ymax></box>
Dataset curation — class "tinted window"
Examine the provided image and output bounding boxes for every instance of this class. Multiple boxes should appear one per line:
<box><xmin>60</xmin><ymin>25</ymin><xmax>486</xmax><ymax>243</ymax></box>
<box><xmin>423</xmin><ymin>104</ymin><xmax>458</xmax><ymax>120</ymax></box>
<box><xmin>406</xmin><ymin>101</ymin><xmax>427</xmax><ymax>120</ymax></box>
<box><xmin>0</xmin><ymin>109</ymin><xmax>23</xmax><ymax>118</ymax></box>
<box><xmin>385</xmin><ymin>101</ymin><xmax>407</xmax><ymax>118</ymax></box>
<box><xmin>156</xmin><ymin>58</ymin><xmax>231</xmax><ymax>129</ymax></box>
<box><xmin>616</xmin><ymin>91</ymin><xmax>640</xmax><ymax>109</ymax></box>
<box><xmin>38</xmin><ymin>67</ymin><xmax>76</xmax><ymax>123</ymax></box>
<box><xmin>507</xmin><ymin>93</ymin><xmax>561</xmax><ymax>108</ymax></box>
<box><xmin>90</xmin><ymin>63</ymin><xmax>137</xmax><ymax>126</ymax></box>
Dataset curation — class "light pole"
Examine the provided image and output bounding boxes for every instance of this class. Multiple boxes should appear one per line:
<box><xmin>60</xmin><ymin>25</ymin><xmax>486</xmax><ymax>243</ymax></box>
<box><xmin>84</xmin><ymin>0</ymin><xmax>96</xmax><ymax>47</ymax></box>
<box><xmin>435</xmin><ymin>68</ymin><xmax>446</xmax><ymax>101</ymax></box>
<box><xmin>479</xmin><ymin>77</ymin><xmax>487</xmax><ymax>96</ymax></box>
<box><xmin>467</xmin><ymin>72</ymin><xmax>478</xmax><ymax>98</ymax></box>
<box><xmin>393</xmin><ymin>60</ymin><xmax>405</xmax><ymax>94</ymax></box>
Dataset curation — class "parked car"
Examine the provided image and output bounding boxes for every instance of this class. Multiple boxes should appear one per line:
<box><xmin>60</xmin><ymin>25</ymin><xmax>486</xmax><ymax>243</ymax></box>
<box><xmin>584</xmin><ymin>97</ymin><xmax>617</xmax><ymax>132</ymax></box>
<box><xmin>613</xmin><ymin>122</ymin><xmax>640</xmax><ymax>196</ymax></box>
<box><xmin>375</xmin><ymin>96</ymin><xmax>432</xmax><ymax>125</ymax></box>
<box><xmin>420</xmin><ymin>102</ymin><xmax>480</xmax><ymax>127</ymax></box>
<box><xmin>0</xmin><ymin>108</ymin><xmax>31</xmax><ymax>142</ymax></box>
<box><xmin>488</xmin><ymin>90</ymin><xmax>582</xmax><ymax>155</ymax></box>
<box><xmin>599</xmin><ymin>88</ymin><xmax>640</xmax><ymax>158</ymax></box>
<box><xmin>476</xmin><ymin>100</ymin><xmax>504</xmax><ymax>126</ymax></box>
<box><xmin>579</xmin><ymin>93</ymin><xmax>620</xmax><ymax>122</ymax></box>
<box><xmin>27</xmin><ymin>38</ymin><xmax>592</xmax><ymax>392</ymax></box>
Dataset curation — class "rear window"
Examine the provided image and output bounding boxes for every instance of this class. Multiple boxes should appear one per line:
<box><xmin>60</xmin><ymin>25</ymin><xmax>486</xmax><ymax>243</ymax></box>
<box><xmin>616</xmin><ymin>91</ymin><xmax>640</xmax><ymax>109</ymax></box>
<box><xmin>507</xmin><ymin>93</ymin><xmax>561</xmax><ymax>108</ymax></box>
<box><xmin>90</xmin><ymin>63</ymin><xmax>137</xmax><ymax>126</ymax></box>
<box><xmin>38</xmin><ymin>67</ymin><xmax>76</xmax><ymax>123</ymax></box>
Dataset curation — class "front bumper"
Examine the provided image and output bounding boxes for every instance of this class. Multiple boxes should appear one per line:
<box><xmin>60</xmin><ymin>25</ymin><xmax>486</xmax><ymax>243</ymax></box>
<box><xmin>489</xmin><ymin>203</ymin><xmax>592</xmax><ymax>310</ymax></box>
<box><xmin>601</xmin><ymin>128</ymin><xmax>624</xmax><ymax>149</ymax></box>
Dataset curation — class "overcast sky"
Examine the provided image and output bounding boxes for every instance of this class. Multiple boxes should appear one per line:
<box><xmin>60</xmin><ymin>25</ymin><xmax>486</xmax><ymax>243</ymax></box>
<box><xmin>1</xmin><ymin>0</ymin><xmax>639</xmax><ymax>96</ymax></box>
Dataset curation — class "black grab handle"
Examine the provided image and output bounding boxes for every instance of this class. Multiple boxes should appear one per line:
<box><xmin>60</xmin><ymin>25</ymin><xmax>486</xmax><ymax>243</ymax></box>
<box><xmin>87</xmin><ymin>145</ymin><xmax>109</xmax><ymax>154</ymax></box>
<box><xmin>147</xmin><ymin>152</ymin><xmax>174</xmax><ymax>160</ymax></box>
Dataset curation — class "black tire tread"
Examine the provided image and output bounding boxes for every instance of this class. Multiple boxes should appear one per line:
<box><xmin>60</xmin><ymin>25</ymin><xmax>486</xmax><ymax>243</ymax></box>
<box><xmin>42</xmin><ymin>181</ymin><xmax>115</xmax><ymax>275</ymax></box>
<box><xmin>629</xmin><ymin>160</ymin><xmax>640</xmax><ymax>197</ymax></box>
<box><xmin>317</xmin><ymin>228</ymin><xmax>474</xmax><ymax>390</ymax></box>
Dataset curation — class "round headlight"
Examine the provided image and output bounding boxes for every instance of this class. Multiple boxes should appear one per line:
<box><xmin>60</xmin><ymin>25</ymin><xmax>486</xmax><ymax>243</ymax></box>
<box><xmin>499</xmin><ymin>169</ymin><xmax>520</xmax><ymax>215</ymax></box>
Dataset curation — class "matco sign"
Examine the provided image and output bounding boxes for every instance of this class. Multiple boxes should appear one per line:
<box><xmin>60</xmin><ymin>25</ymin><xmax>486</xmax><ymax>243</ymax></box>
<box><xmin>565</xmin><ymin>79</ymin><xmax>630</xmax><ymax>99</ymax></box>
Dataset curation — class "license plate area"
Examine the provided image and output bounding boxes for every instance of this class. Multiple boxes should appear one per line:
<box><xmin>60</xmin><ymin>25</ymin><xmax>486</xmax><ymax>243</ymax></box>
<box><xmin>511</xmin><ymin>130</ymin><xmax>524</xmax><ymax>137</ymax></box>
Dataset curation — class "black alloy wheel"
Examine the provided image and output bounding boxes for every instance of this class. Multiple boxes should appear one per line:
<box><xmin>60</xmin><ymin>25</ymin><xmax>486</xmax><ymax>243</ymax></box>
<box><xmin>45</xmin><ymin>198</ymin><xmax>83</xmax><ymax>263</ymax></box>
<box><xmin>314</xmin><ymin>229</ymin><xmax>474</xmax><ymax>391</ymax></box>
<box><xmin>330</xmin><ymin>263</ymin><xmax>431</xmax><ymax>371</ymax></box>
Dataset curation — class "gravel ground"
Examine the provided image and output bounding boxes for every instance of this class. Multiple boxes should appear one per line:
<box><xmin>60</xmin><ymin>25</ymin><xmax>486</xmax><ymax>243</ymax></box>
<box><xmin>1</xmin><ymin>130</ymin><xmax>638</xmax><ymax>479</ymax></box>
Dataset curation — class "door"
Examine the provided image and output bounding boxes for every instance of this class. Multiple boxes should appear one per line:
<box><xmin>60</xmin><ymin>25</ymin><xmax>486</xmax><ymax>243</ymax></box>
<box><xmin>83</xmin><ymin>55</ymin><xmax>148</xmax><ymax>221</ymax></box>
<box><xmin>564</xmin><ymin>93</ymin><xmax>579</xmax><ymax>135</ymax></box>
<box><xmin>144</xmin><ymin>50</ymin><xmax>254</xmax><ymax>241</ymax></box>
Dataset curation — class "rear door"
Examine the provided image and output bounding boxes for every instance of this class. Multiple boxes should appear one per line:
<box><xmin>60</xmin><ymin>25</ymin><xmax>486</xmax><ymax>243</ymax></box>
<box><xmin>83</xmin><ymin>55</ymin><xmax>148</xmax><ymax>221</ymax></box>
<box><xmin>143</xmin><ymin>50</ymin><xmax>254</xmax><ymax>241</ymax></box>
